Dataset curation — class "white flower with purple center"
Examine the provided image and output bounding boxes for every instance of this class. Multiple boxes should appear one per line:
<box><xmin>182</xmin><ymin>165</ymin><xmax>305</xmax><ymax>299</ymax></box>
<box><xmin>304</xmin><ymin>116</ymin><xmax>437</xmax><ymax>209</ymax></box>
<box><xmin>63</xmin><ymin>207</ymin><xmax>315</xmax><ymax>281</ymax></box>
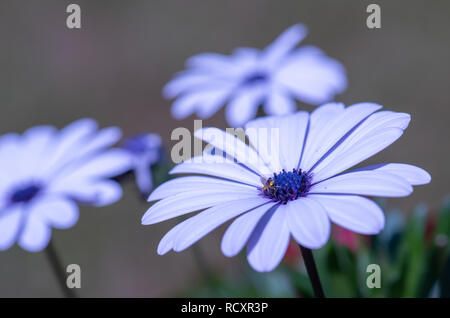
<box><xmin>142</xmin><ymin>102</ymin><xmax>431</xmax><ymax>272</ymax></box>
<box><xmin>121</xmin><ymin>133</ymin><xmax>162</xmax><ymax>196</ymax></box>
<box><xmin>164</xmin><ymin>24</ymin><xmax>347</xmax><ymax>126</ymax></box>
<box><xmin>0</xmin><ymin>119</ymin><xmax>131</xmax><ymax>252</ymax></box>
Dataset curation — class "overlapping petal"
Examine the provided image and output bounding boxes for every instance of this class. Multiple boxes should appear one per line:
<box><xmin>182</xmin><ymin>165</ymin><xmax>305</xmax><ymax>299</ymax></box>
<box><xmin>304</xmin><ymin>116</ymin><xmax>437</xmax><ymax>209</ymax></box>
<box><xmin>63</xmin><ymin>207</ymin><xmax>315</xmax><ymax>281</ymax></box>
<box><xmin>310</xmin><ymin>194</ymin><xmax>385</xmax><ymax>235</ymax></box>
<box><xmin>275</xmin><ymin>46</ymin><xmax>347</xmax><ymax>104</ymax></box>
<box><xmin>170</xmin><ymin>154</ymin><xmax>263</xmax><ymax>186</ymax></box>
<box><xmin>247</xmin><ymin>206</ymin><xmax>291</xmax><ymax>272</ymax></box>
<box><xmin>142</xmin><ymin>189</ymin><xmax>258</xmax><ymax>225</ymax></box>
<box><xmin>310</xmin><ymin>170</ymin><xmax>413</xmax><ymax>197</ymax></box>
<box><xmin>352</xmin><ymin>163</ymin><xmax>431</xmax><ymax>186</ymax></box>
<box><xmin>284</xmin><ymin>198</ymin><xmax>330</xmax><ymax>249</ymax></box>
<box><xmin>148</xmin><ymin>176</ymin><xmax>255</xmax><ymax>202</ymax></box>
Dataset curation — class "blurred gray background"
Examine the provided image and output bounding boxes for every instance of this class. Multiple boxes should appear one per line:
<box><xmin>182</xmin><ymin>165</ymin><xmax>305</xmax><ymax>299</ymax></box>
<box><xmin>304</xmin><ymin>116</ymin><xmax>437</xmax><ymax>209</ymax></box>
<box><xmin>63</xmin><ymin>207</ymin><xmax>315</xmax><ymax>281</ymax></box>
<box><xmin>0</xmin><ymin>0</ymin><xmax>449</xmax><ymax>297</ymax></box>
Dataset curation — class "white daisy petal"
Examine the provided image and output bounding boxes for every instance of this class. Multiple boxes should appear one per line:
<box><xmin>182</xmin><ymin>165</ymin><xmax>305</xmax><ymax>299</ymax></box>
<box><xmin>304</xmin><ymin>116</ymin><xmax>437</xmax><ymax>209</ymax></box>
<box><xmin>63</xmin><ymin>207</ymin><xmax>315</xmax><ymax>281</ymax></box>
<box><xmin>18</xmin><ymin>208</ymin><xmax>51</xmax><ymax>252</ymax></box>
<box><xmin>232</xmin><ymin>47</ymin><xmax>260</xmax><ymax>64</ymax></box>
<box><xmin>173</xmin><ymin>197</ymin><xmax>270</xmax><ymax>252</ymax></box>
<box><xmin>170</xmin><ymin>156</ymin><xmax>262</xmax><ymax>187</ymax></box>
<box><xmin>296</xmin><ymin>102</ymin><xmax>345</xmax><ymax>171</ymax></box>
<box><xmin>192</xmin><ymin>129</ymin><xmax>270</xmax><ymax>175</ymax></box>
<box><xmin>157</xmin><ymin>197</ymin><xmax>265</xmax><ymax>256</ymax></box>
<box><xmin>310</xmin><ymin>111</ymin><xmax>411</xmax><ymax>177</ymax></box>
<box><xmin>75</xmin><ymin>126</ymin><xmax>123</xmax><ymax>159</ymax></box>
<box><xmin>51</xmin><ymin>179</ymin><xmax>123</xmax><ymax>207</ymax></box>
<box><xmin>262</xmin><ymin>24</ymin><xmax>308</xmax><ymax>66</ymax></box>
<box><xmin>0</xmin><ymin>206</ymin><xmax>22</xmax><ymax>250</ymax></box>
<box><xmin>246</xmin><ymin>111</ymin><xmax>309</xmax><ymax>171</ymax></box>
<box><xmin>21</xmin><ymin>126</ymin><xmax>56</xmax><ymax>174</ymax></box>
<box><xmin>186</xmin><ymin>53</ymin><xmax>238</xmax><ymax>73</ymax></box>
<box><xmin>157</xmin><ymin>221</ymin><xmax>186</xmax><ymax>255</ymax></box>
<box><xmin>284</xmin><ymin>198</ymin><xmax>330</xmax><ymax>249</ymax></box>
<box><xmin>264</xmin><ymin>86</ymin><xmax>297</xmax><ymax>116</ymax></box>
<box><xmin>352</xmin><ymin>163</ymin><xmax>431</xmax><ymax>186</ymax></box>
<box><xmin>310</xmin><ymin>170</ymin><xmax>413</xmax><ymax>197</ymax></box>
<box><xmin>312</xmin><ymin>128</ymin><xmax>404</xmax><ymax>182</ymax></box>
<box><xmin>0</xmin><ymin>134</ymin><xmax>22</xmax><ymax>180</ymax></box>
<box><xmin>245</xmin><ymin>117</ymin><xmax>283</xmax><ymax>172</ymax></box>
<box><xmin>279</xmin><ymin>112</ymin><xmax>309</xmax><ymax>170</ymax></box>
<box><xmin>148</xmin><ymin>176</ymin><xmax>254</xmax><ymax>202</ymax></box>
<box><xmin>33</xmin><ymin>198</ymin><xmax>79</xmax><ymax>229</ymax></box>
<box><xmin>301</xmin><ymin>102</ymin><xmax>382</xmax><ymax>171</ymax></box>
<box><xmin>0</xmin><ymin>128</ymin><xmax>53</xmax><ymax>181</ymax></box>
<box><xmin>275</xmin><ymin>46</ymin><xmax>347</xmax><ymax>104</ymax></box>
<box><xmin>310</xmin><ymin>194</ymin><xmax>385</xmax><ymax>235</ymax></box>
<box><xmin>55</xmin><ymin>149</ymin><xmax>131</xmax><ymax>181</ymax></box>
<box><xmin>247</xmin><ymin>206</ymin><xmax>290</xmax><ymax>272</ymax></box>
<box><xmin>51</xmin><ymin>127</ymin><xmax>123</xmax><ymax>179</ymax></box>
<box><xmin>305</xmin><ymin>102</ymin><xmax>345</xmax><ymax>134</ymax></box>
<box><xmin>226</xmin><ymin>87</ymin><xmax>264</xmax><ymax>127</ymax></box>
<box><xmin>142</xmin><ymin>189</ymin><xmax>258</xmax><ymax>225</ymax></box>
<box><xmin>222</xmin><ymin>202</ymin><xmax>277</xmax><ymax>257</ymax></box>
<box><xmin>163</xmin><ymin>72</ymin><xmax>216</xmax><ymax>98</ymax></box>
<box><xmin>170</xmin><ymin>92</ymin><xmax>201</xmax><ymax>120</ymax></box>
<box><xmin>171</xmin><ymin>87</ymin><xmax>232</xmax><ymax>120</ymax></box>
<box><xmin>42</xmin><ymin>118</ymin><xmax>98</xmax><ymax>173</ymax></box>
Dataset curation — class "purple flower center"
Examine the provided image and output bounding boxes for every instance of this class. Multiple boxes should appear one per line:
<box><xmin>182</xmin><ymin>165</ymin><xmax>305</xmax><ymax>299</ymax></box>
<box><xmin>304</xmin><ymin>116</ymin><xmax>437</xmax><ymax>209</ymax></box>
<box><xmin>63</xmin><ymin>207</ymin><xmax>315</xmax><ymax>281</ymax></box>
<box><xmin>9</xmin><ymin>183</ymin><xmax>42</xmax><ymax>204</ymax></box>
<box><xmin>261</xmin><ymin>169</ymin><xmax>312</xmax><ymax>204</ymax></box>
<box><xmin>242</xmin><ymin>71</ymin><xmax>268</xmax><ymax>86</ymax></box>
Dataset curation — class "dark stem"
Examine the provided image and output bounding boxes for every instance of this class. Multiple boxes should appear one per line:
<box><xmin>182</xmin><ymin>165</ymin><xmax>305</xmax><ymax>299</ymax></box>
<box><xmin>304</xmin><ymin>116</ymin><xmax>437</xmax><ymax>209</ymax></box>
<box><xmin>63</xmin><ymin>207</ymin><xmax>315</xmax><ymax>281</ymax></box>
<box><xmin>299</xmin><ymin>245</ymin><xmax>325</xmax><ymax>298</ymax></box>
<box><xmin>45</xmin><ymin>241</ymin><xmax>77</xmax><ymax>298</ymax></box>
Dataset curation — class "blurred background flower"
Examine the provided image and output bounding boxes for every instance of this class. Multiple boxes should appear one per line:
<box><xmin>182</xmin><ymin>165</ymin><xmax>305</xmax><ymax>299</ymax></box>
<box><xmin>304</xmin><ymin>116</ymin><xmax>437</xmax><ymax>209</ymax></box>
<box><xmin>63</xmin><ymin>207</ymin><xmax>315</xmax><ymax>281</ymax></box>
<box><xmin>120</xmin><ymin>133</ymin><xmax>162</xmax><ymax>197</ymax></box>
<box><xmin>0</xmin><ymin>119</ymin><xmax>130</xmax><ymax>252</ymax></box>
<box><xmin>164</xmin><ymin>24</ymin><xmax>347</xmax><ymax>126</ymax></box>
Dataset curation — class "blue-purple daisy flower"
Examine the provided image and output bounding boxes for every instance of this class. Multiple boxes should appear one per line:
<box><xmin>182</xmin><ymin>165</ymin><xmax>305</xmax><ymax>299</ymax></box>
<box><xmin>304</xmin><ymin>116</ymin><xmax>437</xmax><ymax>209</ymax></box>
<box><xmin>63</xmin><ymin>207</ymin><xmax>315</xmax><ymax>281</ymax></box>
<box><xmin>0</xmin><ymin>119</ymin><xmax>131</xmax><ymax>252</ymax></box>
<box><xmin>121</xmin><ymin>133</ymin><xmax>162</xmax><ymax>196</ymax></box>
<box><xmin>142</xmin><ymin>103</ymin><xmax>430</xmax><ymax>272</ymax></box>
<box><xmin>164</xmin><ymin>24</ymin><xmax>347</xmax><ymax>126</ymax></box>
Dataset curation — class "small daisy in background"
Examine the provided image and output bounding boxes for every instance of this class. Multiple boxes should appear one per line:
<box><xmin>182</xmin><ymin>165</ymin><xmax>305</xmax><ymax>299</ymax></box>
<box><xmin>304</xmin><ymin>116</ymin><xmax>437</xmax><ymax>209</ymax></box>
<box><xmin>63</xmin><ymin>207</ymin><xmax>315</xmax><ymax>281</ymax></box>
<box><xmin>120</xmin><ymin>133</ymin><xmax>163</xmax><ymax>196</ymax></box>
<box><xmin>142</xmin><ymin>102</ymin><xmax>430</xmax><ymax>296</ymax></box>
<box><xmin>0</xmin><ymin>119</ymin><xmax>131</xmax><ymax>252</ymax></box>
<box><xmin>164</xmin><ymin>24</ymin><xmax>347</xmax><ymax>126</ymax></box>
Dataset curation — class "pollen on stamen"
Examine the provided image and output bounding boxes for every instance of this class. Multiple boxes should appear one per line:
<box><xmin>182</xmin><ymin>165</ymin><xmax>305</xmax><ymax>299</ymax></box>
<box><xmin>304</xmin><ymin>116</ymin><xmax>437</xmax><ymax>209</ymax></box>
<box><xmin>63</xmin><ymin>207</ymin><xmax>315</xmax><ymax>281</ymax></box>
<box><xmin>260</xmin><ymin>168</ymin><xmax>312</xmax><ymax>204</ymax></box>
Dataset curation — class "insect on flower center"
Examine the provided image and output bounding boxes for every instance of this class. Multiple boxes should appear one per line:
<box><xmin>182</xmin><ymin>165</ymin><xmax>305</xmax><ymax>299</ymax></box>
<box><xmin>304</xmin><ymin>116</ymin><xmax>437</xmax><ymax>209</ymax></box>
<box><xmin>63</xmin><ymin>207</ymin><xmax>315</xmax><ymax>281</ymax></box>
<box><xmin>9</xmin><ymin>183</ymin><xmax>42</xmax><ymax>204</ymax></box>
<box><xmin>260</xmin><ymin>169</ymin><xmax>312</xmax><ymax>204</ymax></box>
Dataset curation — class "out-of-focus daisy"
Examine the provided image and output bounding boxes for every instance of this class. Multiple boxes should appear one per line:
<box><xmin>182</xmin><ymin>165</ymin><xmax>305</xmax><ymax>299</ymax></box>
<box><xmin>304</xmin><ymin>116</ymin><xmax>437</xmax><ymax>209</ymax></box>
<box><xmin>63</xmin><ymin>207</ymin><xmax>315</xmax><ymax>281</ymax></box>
<box><xmin>142</xmin><ymin>102</ymin><xmax>430</xmax><ymax>272</ymax></box>
<box><xmin>164</xmin><ymin>24</ymin><xmax>347</xmax><ymax>126</ymax></box>
<box><xmin>0</xmin><ymin>119</ymin><xmax>131</xmax><ymax>252</ymax></box>
<box><xmin>120</xmin><ymin>133</ymin><xmax>162</xmax><ymax>196</ymax></box>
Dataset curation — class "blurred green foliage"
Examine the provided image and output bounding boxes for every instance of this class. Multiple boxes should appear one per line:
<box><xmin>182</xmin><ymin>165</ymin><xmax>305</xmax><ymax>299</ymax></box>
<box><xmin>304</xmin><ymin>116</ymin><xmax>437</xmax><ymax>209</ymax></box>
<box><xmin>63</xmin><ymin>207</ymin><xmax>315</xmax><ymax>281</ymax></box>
<box><xmin>183</xmin><ymin>197</ymin><xmax>450</xmax><ymax>298</ymax></box>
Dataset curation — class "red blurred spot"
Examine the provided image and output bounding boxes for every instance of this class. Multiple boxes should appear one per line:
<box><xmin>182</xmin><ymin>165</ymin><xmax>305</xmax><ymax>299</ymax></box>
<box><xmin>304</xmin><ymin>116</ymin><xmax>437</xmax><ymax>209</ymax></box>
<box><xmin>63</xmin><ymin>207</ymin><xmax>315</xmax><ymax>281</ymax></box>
<box><xmin>333</xmin><ymin>225</ymin><xmax>360</xmax><ymax>252</ymax></box>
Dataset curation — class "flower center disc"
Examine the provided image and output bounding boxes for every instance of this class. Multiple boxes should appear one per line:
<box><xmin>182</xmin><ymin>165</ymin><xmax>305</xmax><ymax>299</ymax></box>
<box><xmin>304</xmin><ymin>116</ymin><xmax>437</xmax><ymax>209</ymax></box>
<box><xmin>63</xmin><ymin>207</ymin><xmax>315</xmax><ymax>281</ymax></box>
<box><xmin>261</xmin><ymin>169</ymin><xmax>311</xmax><ymax>204</ymax></box>
<box><xmin>9</xmin><ymin>183</ymin><xmax>42</xmax><ymax>204</ymax></box>
<box><xmin>242</xmin><ymin>71</ymin><xmax>268</xmax><ymax>86</ymax></box>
